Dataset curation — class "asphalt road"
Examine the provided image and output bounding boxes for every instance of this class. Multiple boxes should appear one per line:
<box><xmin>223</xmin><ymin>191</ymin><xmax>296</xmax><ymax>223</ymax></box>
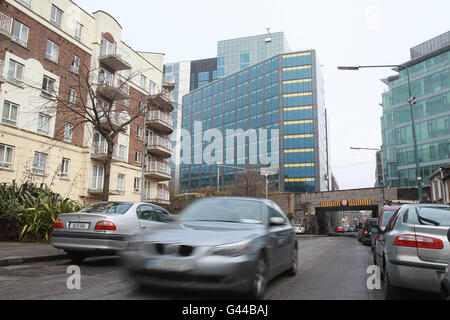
<box><xmin>0</xmin><ymin>234</ymin><xmax>440</xmax><ymax>300</ymax></box>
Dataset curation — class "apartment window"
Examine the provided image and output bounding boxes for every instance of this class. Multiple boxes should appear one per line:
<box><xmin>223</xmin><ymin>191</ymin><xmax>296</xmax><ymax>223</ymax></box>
<box><xmin>7</xmin><ymin>59</ymin><xmax>24</xmax><ymax>85</ymax></box>
<box><xmin>61</xmin><ymin>158</ymin><xmax>69</xmax><ymax>179</ymax></box>
<box><xmin>0</xmin><ymin>144</ymin><xmax>14</xmax><ymax>169</ymax></box>
<box><xmin>74</xmin><ymin>21</ymin><xmax>83</xmax><ymax>41</ymax></box>
<box><xmin>133</xmin><ymin>177</ymin><xmax>141</xmax><ymax>193</ymax></box>
<box><xmin>12</xmin><ymin>20</ymin><xmax>29</xmax><ymax>47</ymax></box>
<box><xmin>135</xmin><ymin>150</ymin><xmax>142</xmax><ymax>164</ymax></box>
<box><xmin>45</xmin><ymin>39</ymin><xmax>59</xmax><ymax>63</ymax></box>
<box><xmin>64</xmin><ymin>123</ymin><xmax>73</xmax><ymax>143</ymax></box>
<box><xmin>37</xmin><ymin>113</ymin><xmax>50</xmax><ymax>135</ymax></box>
<box><xmin>117</xmin><ymin>174</ymin><xmax>125</xmax><ymax>192</ymax></box>
<box><xmin>137</xmin><ymin>125</ymin><xmax>144</xmax><ymax>140</ymax></box>
<box><xmin>123</xmin><ymin>99</ymin><xmax>129</xmax><ymax>107</ymax></box>
<box><xmin>92</xmin><ymin>165</ymin><xmax>103</xmax><ymax>189</ymax></box>
<box><xmin>140</xmin><ymin>75</ymin><xmax>147</xmax><ymax>89</ymax></box>
<box><xmin>50</xmin><ymin>5</ymin><xmax>63</xmax><ymax>28</ymax></box>
<box><xmin>17</xmin><ymin>0</ymin><xmax>32</xmax><ymax>8</ymax></box>
<box><xmin>71</xmin><ymin>55</ymin><xmax>80</xmax><ymax>74</ymax></box>
<box><xmin>119</xmin><ymin>145</ymin><xmax>127</xmax><ymax>160</ymax></box>
<box><xmin>2</xmin><ymin>101</ymin><xmax>18</xmax><ymax>126</ymax></box>
<box><xmin>33</xmin><ymin>152</ymin><xmax>47</xmax><ymax>175</ymax></box>
<box><xmin>68</xmin><ymin>88</ymin><xmax>76</xmax><ymax>105</ymax></box>
<box><xmin>149</xmin><ymin>81</ymin><xmax>157</xmax><ymax>95</ymax></box>
<box><xmin>42</xmin><ymin>75</ymin><xmax>56</xmax><ymax>97</ymax></box>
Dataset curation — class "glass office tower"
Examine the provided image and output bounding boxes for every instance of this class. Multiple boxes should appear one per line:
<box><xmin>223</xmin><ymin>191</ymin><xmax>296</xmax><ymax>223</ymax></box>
<box><xmin>381</xmin><ymin>31</ymin><xmax>450</xmax><ymax>187</ymax></box>
<box><xmin>217</xmin><ymin>32</ymin><xmax>290</xmax><ymax>78</ymax></box>
<box><xmin>180</xmin><ymin>50</ymin><xmax>330</xmax><ymax>193</ymax></box>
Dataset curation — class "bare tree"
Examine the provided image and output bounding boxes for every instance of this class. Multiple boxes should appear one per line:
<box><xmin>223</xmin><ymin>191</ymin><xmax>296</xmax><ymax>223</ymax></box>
<box><xmin>20</xmin><ymin>42</ymin><xmax>172</xmax><ymax>201</ymax></box>
<box><xmin>228</xmin><ymin>166</ymin><xmax>266</xmax><ymax>198</ymax></box>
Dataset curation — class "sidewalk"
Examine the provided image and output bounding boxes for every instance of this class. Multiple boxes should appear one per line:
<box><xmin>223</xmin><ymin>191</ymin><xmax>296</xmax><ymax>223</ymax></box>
<box><xmin>0</xmin><ymin>242</ymin><xmax>67</xmax><ymax>267</ymax></box>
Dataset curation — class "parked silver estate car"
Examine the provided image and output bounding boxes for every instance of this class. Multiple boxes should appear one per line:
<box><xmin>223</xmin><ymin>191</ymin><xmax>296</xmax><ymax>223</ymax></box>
<box><xmin>122</xmin><ymin>197</ymin><xmax>298</xmax><ymax>299</ymax></box>
<box><xmin>374</xmin><ymin>204</ymin><xmax>450</xmax><ymax>299</ymax></box>
<box><xmin>52</xmin><ymin>202</ymin><xmax>173</xmax><ymax>263</ymax></box>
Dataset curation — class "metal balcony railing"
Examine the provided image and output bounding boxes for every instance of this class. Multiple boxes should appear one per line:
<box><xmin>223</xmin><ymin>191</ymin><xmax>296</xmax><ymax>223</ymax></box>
<box><xmin>146</xmin><ymin>135</ymin><xmax>172</xmax><ymax>152</ymax></box>
<box><xmin>145</xmin><ymin>161</ymin><xmax>171</xmax><ymax>176</ymax></box>
<box><xmin>99</xmin><ymin>42</ymin><xmax>131</xmax><ymax>71</ymax></box>
<box><xmin>91</xmin><ymin>142</ymin><xmax>127</xmax><ymax>162</ymax></box>
<box><xmin>147</xmin><ymin>110</ymin><xmax>174</xmax><ymax>127</ymax></box>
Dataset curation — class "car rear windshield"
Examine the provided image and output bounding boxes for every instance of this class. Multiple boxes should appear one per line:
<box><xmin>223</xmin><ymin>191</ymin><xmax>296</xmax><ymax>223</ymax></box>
<box><xmin>80</xmin><ymin>203</ymin><xmax>132</xmax><ymax>215</ymax></box>
<box><xmin>412</xmin><ymin>207</ymin><xmax>450</xmax><ymax>227</ymax></box>
<box><xmin>381</xmin><ymin>211</ymin><xmax>396</xmax><ymax>226</ymax></box>
<box><xmin>179</xmin><ymin>199</ymin><xmax>263</xmax><ymax>224</ymax></box>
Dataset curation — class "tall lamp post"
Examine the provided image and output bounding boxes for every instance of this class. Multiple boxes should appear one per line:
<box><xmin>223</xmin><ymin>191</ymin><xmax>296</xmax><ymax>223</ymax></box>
<box><xmin>338</xmin><ymin>64</ymin><xmax>423</xmax><ymax>202</ymax></box>
<box><xmin>350</xmin><ymin>147</ymin><xmax>386</xmax><ymax>204</ymax></box>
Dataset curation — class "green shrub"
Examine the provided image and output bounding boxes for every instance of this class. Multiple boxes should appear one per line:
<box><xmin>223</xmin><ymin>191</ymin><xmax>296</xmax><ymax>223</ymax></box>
<box><xmin>0</xmin><ymin>181</ymin><xmax>81</xmax><ymax>243</ymax></box>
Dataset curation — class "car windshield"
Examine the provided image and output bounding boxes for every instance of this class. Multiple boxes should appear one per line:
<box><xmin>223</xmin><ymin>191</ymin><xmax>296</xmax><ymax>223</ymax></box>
<box><xmin>179</xmin><ymin>199</ymin><xmax>263</xmax><ymax>224</ymax></box>
<box><xmin>381</xmin><ymin>211</ymin><xmax>396</xmax><ymax>226</ymax></box>
<box><xmin>81</xmin><ymin>203</ymin><xmax>132</xmax><ymax>215</ymax></box>
<box><xmin>415</xmin><ymin>207</ymin><xmax>450</xmax><ymax>227</ymax></box>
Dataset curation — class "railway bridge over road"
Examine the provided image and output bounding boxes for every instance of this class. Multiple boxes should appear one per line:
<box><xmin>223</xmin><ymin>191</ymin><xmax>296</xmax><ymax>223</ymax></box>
<box><xmin>270</xmin><ymin>186</ymin><xmax>429</xmax><ymax>235</ymax></box>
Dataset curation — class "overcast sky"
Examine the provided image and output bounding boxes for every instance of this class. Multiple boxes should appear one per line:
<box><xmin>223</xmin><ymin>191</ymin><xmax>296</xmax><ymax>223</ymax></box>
<box><xmin>76</xmin><ymin>0</ymin><xmax>450</xmax><ymax>190</ymax></box>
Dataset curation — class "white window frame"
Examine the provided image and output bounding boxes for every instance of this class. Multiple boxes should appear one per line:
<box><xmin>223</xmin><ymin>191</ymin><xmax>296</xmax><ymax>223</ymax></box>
<box><xmin>17</xmin><ymin>0</ymin><xmax>32</xmax><ymax>8</ymax></box>
<box><xmin>135</xmin><ymin>150</ymin><xmax>142</xmax><ymax>164</ymax></box>
<box><xmin>71</xmin><ymin>54</ymin><xmax>80</xmax><ymax>74</ymax></box>
<box><xmin>42</xmin><ymin>75</ymin><xmax>56</xmax><ymax>97</ymax></box>
<box><xmin>33</xmin><ymin>152</ymin><xmax>47</xmax><ymax>175</ymax></box>
<box><xmin>45</xmin><ymin>39</ymin><xmax>59</xmax><ymax>63</ymax></box>
<box><xmin>149</xmin><ymin>81</ymin><xmax>157</xmax><ymax>95</ymax></box>
<box><xmin>74</xmin><ymin>21</ymin><xmax>83</xmax><ymax>41</ymax></box>
<box><xmin>68</xmin><ymin>88</ymin><xmax>76</xmax><ymax>105</ymax></box>
<box><xmin>0</xmin><ymin>144</ymin><xmax>14</xmax><ymax>169</ymax></box>
<box><xmin>64</xmin><ymin>123</ymin><xmax>73</xmax><ymax>143</ymax></box>
<box><xmin>61</xmin><ymin>158</ymin><xmax>69</xmax><ymax>179</ymax></box>
<box><xmin>92</xmin><ymin>165</ymin><xmax>104</xmax><ymax>190</ymax></box>
<box><xmin>7</xmin><ymin>59</ymin><xmax>24</xmax><ymax>85</ymax></box>
<box><xmin>117</xmin><ymin>174</ymin><xmax>125</xmax><ymax>192</ymax></box>
<box><xmin>37</xmin><ymin>113</ymin><xmax>50</xmax><ymax>136</ymax></box>
<box><xmin>12</xmin><ymin>20</ymin><xmax>29</xmax><ymax>47</ymax></box>
<box><xmin>133</xmin><ymin>177</ymin><xmax>141</xmax><ymax>193</ymax></box>
<box><xmin>140</xmin><ymin>74</ymin><xmax>147</xmax><ymax>90</ymax></box>
<box><xmin>119</xmin><ymin>144</ymin><xmax>127</xmax><ymax>160</ymax></box>
<box><xmin>50</xmin><ymin>5</ymin><xmax>63</xmax><ymax>28</ymax></box>
<box><xmin>137</xmin><ymin>125</ymin><xmax>144</xmax><ymax>140</ymax></box>
<box><xmin>2</xmin><ymin>101</ymin><xmax>19</xmax><ymax>126</ymax></box>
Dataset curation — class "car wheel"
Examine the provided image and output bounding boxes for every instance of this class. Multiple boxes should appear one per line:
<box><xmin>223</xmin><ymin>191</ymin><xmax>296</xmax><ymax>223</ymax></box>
<box><xmin>286</xmin><ymin>245</ymin><xmax>298</xmax><ymax>276</ymax></box>
<box><xmin>384</xmin><ymin>268</ymin><xmax>402</xmax><ymax>300</ymax></box>
<box><xmin>66</xmin><ymin>251</ymin><xmax>88</xmax><ymax>264</ymax></box>
<box><xmin>248</xmin><ymin>256</ymin><xmax>267</xmax><ymax>300</ymax></box>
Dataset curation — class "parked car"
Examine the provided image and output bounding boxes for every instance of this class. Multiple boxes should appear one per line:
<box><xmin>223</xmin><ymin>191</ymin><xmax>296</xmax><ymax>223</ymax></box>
<box><xmin>52</xmin><ymin>202</ymin><xmax>173</xmax><ymax>263</ymax></box>
<box><xmin>335</xmin><ymin>226</ymin><xmax>345</xmax><ymax>233</ymax></box>
<box><xmin>358</xmin><ymin>218</ymin><xmax>378</xmax><ymax>245</ymax></box>
<box><xmin>373</xmin><ymin>205</ymin><xmax>401</xmax><ymax>264</ymax></box>
<box><xmin>442</xmin><ymin>262</ymin><xmax>450</xmax><ymax>300</ymax></box>
<box><xmin>121</xmin><ymin>197</ymin><xmax>298</xmax><ymax>299</ymax></box>
<box><xmin>374</xmin><ymin>204</ymin><xmax>450</xmax><ymax>299</ymax></box>
<box><xmin>292</xmin><ymin>224</ymin><xmax>305</xmax><ymax>234</ymax></box>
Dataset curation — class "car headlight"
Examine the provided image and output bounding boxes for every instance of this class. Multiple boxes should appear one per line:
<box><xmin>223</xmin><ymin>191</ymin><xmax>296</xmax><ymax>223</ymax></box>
<box><xmin>212</xmin><ymin>241</ymin><xmax>251</xmax><ymax>257</ymax></box>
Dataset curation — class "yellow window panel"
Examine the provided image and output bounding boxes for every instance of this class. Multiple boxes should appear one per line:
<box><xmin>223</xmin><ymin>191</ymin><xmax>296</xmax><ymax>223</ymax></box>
<box><xmin>285</xmin><ymin>178</ymin><xmax>315</xmax><ymax>183</ymax></box>
<box><xmin>284</xmin><ymin>120</ymin><xmax>313</xmax><ymax>125</ymax></box>
<box><xmin>283</xmin><ymin>106</ymin><xmax>313</xmax><ymax>111</ymax></box>
<box><xmin>284</xmin><ymin>134</ymin><xmax>314</xmax><ymax>139</ymax></box>
<box><xmin>284</xmin><ymin>148</ymin><xmax>314</xmax><ymax>153</ymax></box>
<box><xmin>283</xmin><ymin>65</ymin><xmax>312</xmax><ymax>71</ymax></box>
<box><xmin>283</xmin><ymin>79</ymin><xmax>312</xmax><ymax>85</ymax></box>
<box><xmin>283</xmin><ymin>52</ymin><xmax>311</xmax><ymax>59</ymax></box>
<box><xmin>284</xmin><ymin>163</ymin><xmax>315</xmax><ymax>168</ymax></box>
<box><xmin>283</xmin><ymin>92</ymin><xmax>313</xmax><ymax>98</ymax></box>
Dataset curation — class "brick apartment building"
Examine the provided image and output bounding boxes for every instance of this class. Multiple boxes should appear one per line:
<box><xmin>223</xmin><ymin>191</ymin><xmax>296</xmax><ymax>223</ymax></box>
<box><xmin>0</xmin><ymin>0</ymin><xmax>173</xmax><ymax>205</ymax></box>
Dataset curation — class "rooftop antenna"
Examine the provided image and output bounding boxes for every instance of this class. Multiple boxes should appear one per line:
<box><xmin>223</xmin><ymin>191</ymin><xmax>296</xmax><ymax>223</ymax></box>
<box><xmin>265</xmin><ymin>27</ymin><xmax>272</xmax><ymax>43</ymax></box>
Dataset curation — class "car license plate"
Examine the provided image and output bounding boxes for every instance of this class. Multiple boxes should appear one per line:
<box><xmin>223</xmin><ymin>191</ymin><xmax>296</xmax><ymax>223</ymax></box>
<box><xmin>68</xmin><ymin>222</ymin><xmax>90</xmax><ymax>230</ymax></box>
<box><xmin>143</xmin><ymin>258</ymin><xmax>194</xmax><ymax>272</ymax></box>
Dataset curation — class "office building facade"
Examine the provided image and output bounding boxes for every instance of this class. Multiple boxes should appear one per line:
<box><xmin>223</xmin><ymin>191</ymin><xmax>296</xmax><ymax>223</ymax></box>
<box><xmin>381</xmin><ymin>31</ymin><xmax>450</xmax><ymax>187</ymax></box>
<box><xmin>179</xmin><ymin>50</ymin><xmax>330</xmax><ymax>193</ymax></box>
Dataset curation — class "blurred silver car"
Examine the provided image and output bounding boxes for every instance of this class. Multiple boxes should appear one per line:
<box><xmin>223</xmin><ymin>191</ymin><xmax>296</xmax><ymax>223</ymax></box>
<box><xmin>122</xmin><ymin>197</ymin><xmax>298</xmax><ymax>299</ymax></box>
<box><xmin>374</xmin><ymin>204</ymin><xmax>450</xmax><ymax>299</ymax></box>
<box><xmin>52</xmin><ymin>202</ymin><xmax>173</xmax><ymax>263</ymax></box>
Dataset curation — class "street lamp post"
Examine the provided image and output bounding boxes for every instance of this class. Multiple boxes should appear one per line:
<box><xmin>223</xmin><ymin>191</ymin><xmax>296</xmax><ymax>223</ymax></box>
<box><xmin>350</xmin><ymin>147</ymin><xmax>386</xmax><ymax>204</ymax></box>
<box><xmin>338</xmin><ymin>64</ymin><xmax>423</xmax><ymax>202</ymax></box>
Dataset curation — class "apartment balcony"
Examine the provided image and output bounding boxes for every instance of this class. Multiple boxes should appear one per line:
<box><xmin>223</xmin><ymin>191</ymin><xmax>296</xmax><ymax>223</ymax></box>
<box><xmin>97</xmin><ymin>74</ymin><xmax>130</xmax><ymax>101</ymax></box>
<box><xmin>146</xmin><ymin>135</ymin><xmax>172</xmax><ymax>158</ymax></box>
<box><xmin>144</xmin><ymin>161</ymin><xmax>171</xmax><ymax>181</ymax></box>
<box><xmin>0</xmin><ymin>12</ymin><xmax>12</xmax><ymax>42</ymax></box>
<box><xmin>99</xmin><ymin>42</ymin><xmax>131</xmax><ymax>72</ymax></box>
<box><xmin>146</xmin><ymin>110</ymin><xmax>174</xmax><ymax>134</ymax></box>
<box><xmin>147</xmin><ymin>92</ymin><xmax>174</xmax><ymax>113</ymax></box>
<box><xmin>91</xmin><ymin>142</ymin><xmax>127</xmax><ymax>163</ymax></box>
<box><xmin>97</xmin><ymin>111</ymin><xmax>128</xmax><ymax>132</ymax></box>
<box><xmin>144</xmin><ymin>189</ymin><xmax>170</xmax><ymax>205</ymax></box>
<box><xmin>162</xmin><ymin>75</ymin><xmax>176</xmax><ymax>91</ymax></box>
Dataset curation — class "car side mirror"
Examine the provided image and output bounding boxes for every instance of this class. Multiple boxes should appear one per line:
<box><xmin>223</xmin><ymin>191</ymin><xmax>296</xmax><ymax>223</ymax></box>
<box><xmin>164</xmin><ymin>215</ymin><xmax>178</xmax><ymax>222</ymax></box>
<box><xmin>269</xmin><ymin>217</ymin><xmax>286</xmax><ymax>226</ymax></box>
